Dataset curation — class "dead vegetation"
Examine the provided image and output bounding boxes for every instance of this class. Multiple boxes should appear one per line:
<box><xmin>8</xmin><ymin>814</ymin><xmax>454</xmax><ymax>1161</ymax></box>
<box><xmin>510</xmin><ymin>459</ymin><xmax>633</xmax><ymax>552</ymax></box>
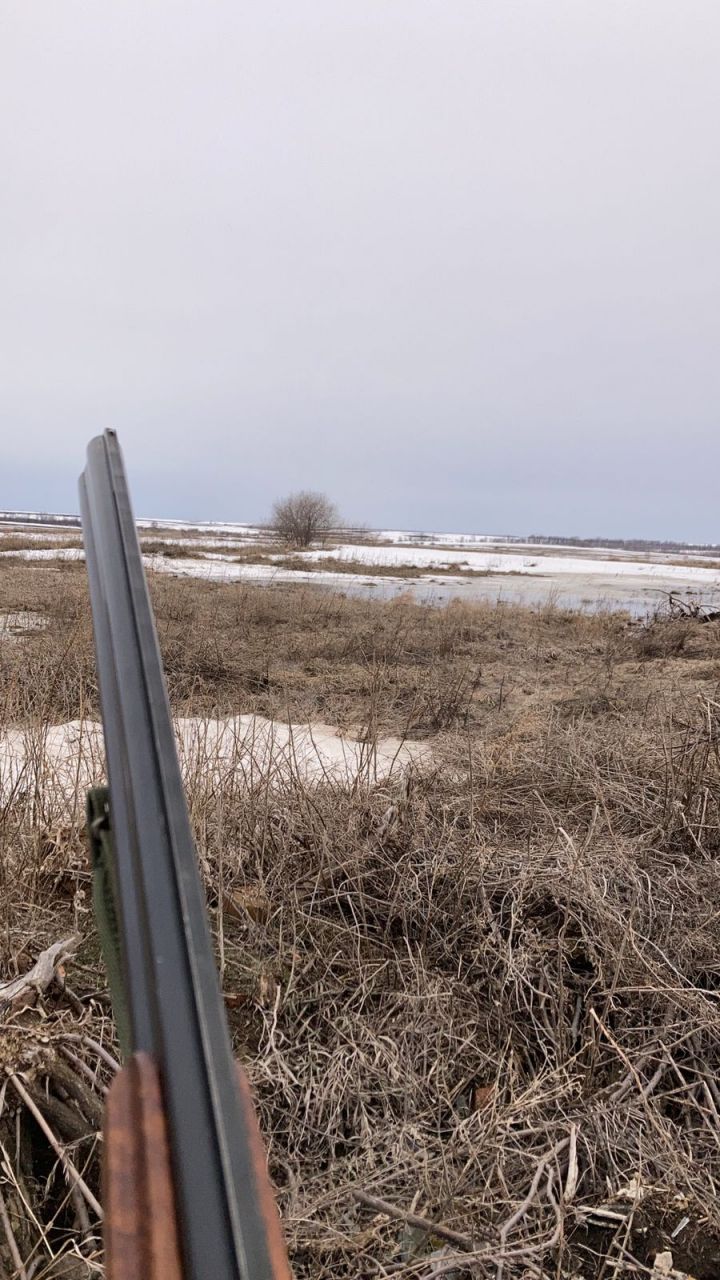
<box><xmin>1</xmin><ymin>562</ymin><xmax>720</xmax><ymax>1277</ymax></box>
<box><xmin>0</xmin><ymin>535</ymin><xmax>83</xmax><ymax>553</ymax></box>
<box><xmin>266</xmin><ymin>553</ymin><xmax>495</xmax><ymax>581</ymax></box>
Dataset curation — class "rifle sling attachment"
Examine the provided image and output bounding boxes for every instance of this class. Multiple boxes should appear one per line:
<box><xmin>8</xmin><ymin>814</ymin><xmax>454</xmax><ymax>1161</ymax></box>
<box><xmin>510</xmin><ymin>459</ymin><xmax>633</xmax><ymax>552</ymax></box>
<box><xmin>87</xmin><ymin>786</ymin><xmax>131</xmax><ymax>1060</ymax></box>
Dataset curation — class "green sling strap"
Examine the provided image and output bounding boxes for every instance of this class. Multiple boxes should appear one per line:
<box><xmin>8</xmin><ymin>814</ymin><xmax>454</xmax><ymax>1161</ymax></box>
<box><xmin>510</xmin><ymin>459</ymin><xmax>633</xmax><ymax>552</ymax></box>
<box><xmin>86</xmin><ymin>786</ymin><xmax>131</xmax><ymax>1060</ymax></box>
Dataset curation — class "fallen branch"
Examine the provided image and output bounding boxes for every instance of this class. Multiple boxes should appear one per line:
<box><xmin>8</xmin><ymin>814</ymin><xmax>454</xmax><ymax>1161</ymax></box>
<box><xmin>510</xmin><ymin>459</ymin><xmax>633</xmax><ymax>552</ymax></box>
<box><xmin>0</xmin><ymin>935</ymin><xmax>81</xmax><ymax>1016</ymax></box>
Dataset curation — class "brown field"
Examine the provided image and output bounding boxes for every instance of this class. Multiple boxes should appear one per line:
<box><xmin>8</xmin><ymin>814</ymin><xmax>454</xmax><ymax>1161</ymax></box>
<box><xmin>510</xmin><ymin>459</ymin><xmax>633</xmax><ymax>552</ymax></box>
<box><xmin>0</xmin><ymin>534</ymin><xmax>83</xmax><ymax>553</ymax></box>
<box><xmin>1</xmin><ymin>559</ymin><xmax>720</xmax><ymax>1278</ymax></box>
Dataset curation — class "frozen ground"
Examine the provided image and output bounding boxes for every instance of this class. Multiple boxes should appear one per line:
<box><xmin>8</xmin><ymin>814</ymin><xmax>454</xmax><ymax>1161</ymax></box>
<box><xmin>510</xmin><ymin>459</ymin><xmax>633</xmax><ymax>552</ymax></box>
<box><xmin>2</xmin><ymin>523</ymin><xmax>719</xmax><ymax>616</ymax></box>
<box><xmin>138</xmin><ymin>535</ymin><xmax>264</xmax><ymax>551</ymax></box>
<box><xmin>137</xmin><ymin>518</ymin><xmax>265</xmax><ymax>540</ymax></box>
<box><xmin>142</xmin><ymin>552</ymin><xmax>720</xmax><ymax>616</ymax></box>
<box><xmin>146</xmin><ymin>553</ymin><xmax>416</xmax><ymax>590</ymax></box>
<box><xmin>0</xmin><ymin>529</ymin><xmax>82</xmax><ymax>542</ymax></box>
<box><xmin>166</xmin><ymin>547</ymin><xmax>720</xmax><ymax>614</ymax></box>
<box><xmin>300</xmin><ymin>542</ymin><xmax>720</xmax><ymax>582</ymax></box>
<box><xmin>0</xmin><ymin>547</ymin><xmax>85</xmax><ymax>562</ymax></box>
<box><xmin>376</xmin><ymin>529</ymin><xmax>720</xmax><ymax>562</ymax></box>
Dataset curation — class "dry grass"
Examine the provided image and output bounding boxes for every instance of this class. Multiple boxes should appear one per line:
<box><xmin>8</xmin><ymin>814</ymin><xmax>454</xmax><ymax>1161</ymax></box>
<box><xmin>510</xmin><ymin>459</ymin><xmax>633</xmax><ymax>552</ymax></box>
<box><xmin>0</xmin><ymin>535</ymin><xmax>83</xmax><ymax>553</ymax></box>
<box><xmin>1</xmin><ymin>562</ymin><xmax>720</xmax><ymax>1277</ymax></box>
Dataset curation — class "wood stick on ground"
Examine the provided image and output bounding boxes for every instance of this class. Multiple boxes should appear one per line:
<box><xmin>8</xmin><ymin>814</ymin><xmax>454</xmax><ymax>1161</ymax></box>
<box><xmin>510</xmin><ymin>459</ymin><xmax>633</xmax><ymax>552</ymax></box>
<box><xmin>498</xmin><ymin>1137</ymin><xmax>569</xmax><ymax>1242</ymax></box>
<box><xmin>59</xmin><ymin>1044</ymin><xmax>109</xmax><ymax>1098</ymax></box>
<box><xmin>0</xmin><ymin>1180</ymin><xmax>29</xmax><ymax>1280</ymax></box>
<box><xmin>352</xmin><ymin>1189</ymin><xmax>474</xmax><ymax>1252</ymax></box>
<box><xmin>7</xmin><ymin>1074</ymin><xmax>103</xmax><ymax>1220</ymax></box>
<box><xmin>496</xmin><ymin>1137</ymin><xmax>569</xmax><ymax>1280</ymax></box>
<box><xmin>563</xmin><ymin>1123</ymin><xmax>578</xmax><ymax>1204</ymax></box>
<box><xmin>61</xmin><ymin>1034</ymin><xmax>120</xmax><ymax>1075</ymax></box>
<box><xmin>0</xmin><ymin>936</ymin><xmax>81</xmax><ymax>1015</ymax></box>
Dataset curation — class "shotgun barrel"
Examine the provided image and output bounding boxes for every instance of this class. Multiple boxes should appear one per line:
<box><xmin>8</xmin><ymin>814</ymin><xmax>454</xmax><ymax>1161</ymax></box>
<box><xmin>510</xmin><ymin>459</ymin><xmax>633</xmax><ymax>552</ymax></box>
<box><xmin>79</xmin><ymin>430</ymin><xmax>290</xmax><ymax>1280</ymax></box>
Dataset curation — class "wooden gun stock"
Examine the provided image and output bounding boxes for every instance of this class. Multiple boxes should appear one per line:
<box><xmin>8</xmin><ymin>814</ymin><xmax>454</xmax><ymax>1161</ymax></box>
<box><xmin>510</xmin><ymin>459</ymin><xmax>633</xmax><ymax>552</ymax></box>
<box><xmin>104</xmin><ymin>1054</ymin><xmax>183</xmax><ymax>1280</ymax></box>
<box><xmin>104</xmin><ymin>1056</ymin><xmax>291</xmax><ymax>1280</ymax></box>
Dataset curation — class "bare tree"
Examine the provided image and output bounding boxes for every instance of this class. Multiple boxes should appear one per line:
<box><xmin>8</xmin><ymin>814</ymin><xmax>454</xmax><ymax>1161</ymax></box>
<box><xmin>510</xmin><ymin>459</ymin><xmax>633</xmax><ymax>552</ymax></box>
<box><xmin>270</xmin><ymin>491</ymin><xmax>340</xmax><ymax>547</ymax></box>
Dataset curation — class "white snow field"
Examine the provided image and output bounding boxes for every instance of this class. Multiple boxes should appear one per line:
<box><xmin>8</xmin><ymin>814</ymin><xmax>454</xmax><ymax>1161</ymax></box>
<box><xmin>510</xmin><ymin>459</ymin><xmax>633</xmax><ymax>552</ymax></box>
<box><xmin>299</xmin><ymin>542</ymin><xmax>720</xmax><ymax>584</ymax></box>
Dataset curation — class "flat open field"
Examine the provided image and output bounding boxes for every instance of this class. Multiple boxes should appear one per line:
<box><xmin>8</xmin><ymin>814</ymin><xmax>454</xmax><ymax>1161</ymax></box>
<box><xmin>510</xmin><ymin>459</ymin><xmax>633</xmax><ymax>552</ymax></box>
<box><xmin>3</xmin><ymin>519</ymin><xmax>720</xmax><ymax>618</ymax></box>
<box><xmin>1</xmin><ymin>554</ymin><xmax>720</xmax><ymax>1278</ymax></box>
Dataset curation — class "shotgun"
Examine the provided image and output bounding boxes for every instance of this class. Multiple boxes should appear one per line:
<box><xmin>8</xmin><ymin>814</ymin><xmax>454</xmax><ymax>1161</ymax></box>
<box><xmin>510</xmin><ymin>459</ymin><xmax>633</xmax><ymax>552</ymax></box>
<box><xmin>79</xmin><ymin>430</ymin><xmax>291</xmax><ymax>1280</ymax></box>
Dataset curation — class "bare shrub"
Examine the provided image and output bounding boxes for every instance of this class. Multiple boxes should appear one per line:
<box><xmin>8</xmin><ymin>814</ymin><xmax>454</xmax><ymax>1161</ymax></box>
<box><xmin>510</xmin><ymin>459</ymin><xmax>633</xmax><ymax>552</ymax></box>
<box><xmin>270</xmin><ymin>490</ymin><xmax>339</xmax><ymax>547</ymax></box>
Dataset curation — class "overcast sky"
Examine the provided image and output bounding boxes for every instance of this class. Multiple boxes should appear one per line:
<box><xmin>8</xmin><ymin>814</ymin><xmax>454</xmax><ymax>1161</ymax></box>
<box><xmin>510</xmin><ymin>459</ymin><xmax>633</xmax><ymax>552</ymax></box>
<box><xmin>1</xmin><ymin>2</ymin><xmax>718</xmax><ymax>539</ymax></box>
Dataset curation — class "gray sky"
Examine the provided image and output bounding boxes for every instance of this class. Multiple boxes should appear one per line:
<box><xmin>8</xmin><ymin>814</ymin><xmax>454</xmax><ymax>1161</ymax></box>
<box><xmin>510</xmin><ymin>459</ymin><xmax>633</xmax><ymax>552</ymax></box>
<box><xmin>1</xmin><ymin>2</ymin><xmax>718</xmax><ymax>539</ymax></box>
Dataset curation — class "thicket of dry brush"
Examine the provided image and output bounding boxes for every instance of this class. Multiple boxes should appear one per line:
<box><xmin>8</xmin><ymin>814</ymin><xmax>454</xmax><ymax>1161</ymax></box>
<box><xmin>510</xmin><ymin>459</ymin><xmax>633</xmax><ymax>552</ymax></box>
<box><xmin>1</xmin><ymin>562</ymin><xmax>720</xmax><ymax>1278</ymax></box>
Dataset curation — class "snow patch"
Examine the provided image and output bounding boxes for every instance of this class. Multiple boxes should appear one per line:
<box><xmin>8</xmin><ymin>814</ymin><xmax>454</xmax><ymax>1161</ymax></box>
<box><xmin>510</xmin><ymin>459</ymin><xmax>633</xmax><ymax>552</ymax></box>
<box><xmin>144</xmin><ymin>554</ymin><xmax>417</xmax><ymax>589</ymax></box>
<box><xmin>0</xmin><ymin>715</ymin><xmax>428</xmax><ymax>804</ymax></box>
<box><xmin>0</xmin><ymin>547</ymin><xmax>85</xmax><ymax>562</ymax></box>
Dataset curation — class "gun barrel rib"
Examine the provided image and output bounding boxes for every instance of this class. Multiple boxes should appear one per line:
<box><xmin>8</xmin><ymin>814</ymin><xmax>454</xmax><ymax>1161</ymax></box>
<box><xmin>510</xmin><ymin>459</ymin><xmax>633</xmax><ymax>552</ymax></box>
<box><xmin>80</xmin><ymin>430</ymin><xmax>279</xmax><ymax>1280</ymax></box>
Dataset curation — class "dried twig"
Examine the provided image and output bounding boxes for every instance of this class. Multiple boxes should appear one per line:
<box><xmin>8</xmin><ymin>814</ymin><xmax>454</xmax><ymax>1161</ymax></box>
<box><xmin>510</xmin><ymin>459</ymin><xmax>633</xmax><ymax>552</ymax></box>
<box><xmin>0</xmin><ymin>1179</ymin><xmax>29</xmax><ymax>1280</ymax></box>
<box><xmin>352</xmin><ymin>1189</ymin><xmax>474</xmax><ymax>1252</ymax></box>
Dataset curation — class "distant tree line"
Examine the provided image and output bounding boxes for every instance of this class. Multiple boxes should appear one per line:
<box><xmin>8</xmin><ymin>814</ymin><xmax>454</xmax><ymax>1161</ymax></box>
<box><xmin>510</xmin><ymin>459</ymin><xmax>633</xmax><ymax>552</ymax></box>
<box><xmin>0</xmin><ymin>511</ymin><xmax>80</xmax><ymax>527</ymax></box>
<box><xmin>527</xmin><ymin>534</ymin><xmax>720</xmax><ymax>552</ymax></box>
